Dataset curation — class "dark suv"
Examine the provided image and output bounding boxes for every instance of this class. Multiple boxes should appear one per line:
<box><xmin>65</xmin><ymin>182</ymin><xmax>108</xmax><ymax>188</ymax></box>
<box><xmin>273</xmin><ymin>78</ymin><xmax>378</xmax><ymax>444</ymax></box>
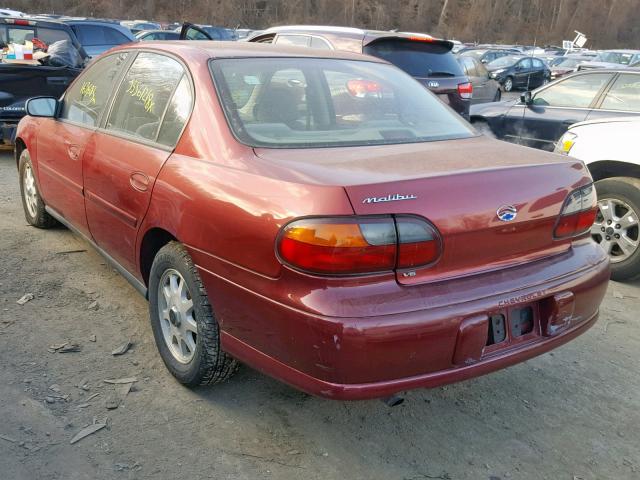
<box><xmin>249</xmin><ymin>26</ymin><xmax>472</xmax><ymax>118</ymax></box>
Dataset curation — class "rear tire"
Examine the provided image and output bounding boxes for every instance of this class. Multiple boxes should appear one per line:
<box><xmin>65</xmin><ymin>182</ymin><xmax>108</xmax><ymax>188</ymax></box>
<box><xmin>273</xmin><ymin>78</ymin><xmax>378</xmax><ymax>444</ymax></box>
<box><xmin>503</xmin><ymin>76</ymin><xmax>514</xmax><ymax>92</ymax></box>
<box><xmin>18</xmin><ymin>149</ymin><xmax>57</xmax><ymax>228</ymax></box>
<box><xmin>148</xmin><ymin>241</ymin><xmax>238</xmax><ymax>386</ymax></box>
<box><xmin>593</xmin><ymin>177</ymin><xmax>640</xmax><ymax>281</ymax></box>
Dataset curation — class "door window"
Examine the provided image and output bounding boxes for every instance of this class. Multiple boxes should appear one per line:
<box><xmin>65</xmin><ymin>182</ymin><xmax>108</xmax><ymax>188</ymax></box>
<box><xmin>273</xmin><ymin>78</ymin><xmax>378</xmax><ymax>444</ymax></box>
<box><xmin>310</xmin><ymin>36</ymin><xmax>331</xmax><ymax>49</ymax></box>
<box><xmin>157</xmin><ymin>76</ymin><xmax>193</xmax><ymax>146</ymax></box>
<box><xmin>60</xmin><ymin>52</ymin><xmax>130</xmax><ymax>127</ymax></box>
<box><xmin>275</xmin><ymin>35</ymin><xmax>310</xmax><ymax>47</ymax></box>
<box><xmin>73</xmin><ymin>25</ymin><xmax>130</xmax><ymax>46</ymax></box>
<box><xmin>106</xmin><ymin>52</ymin><xmax>185</xmax><ymax>142</ymax></box>
<box><xmin>532</xmin><ymin>73</ymin><xmax>611</xmax><ymax>108</ymax></box>
<box><xmin>600</xmin><ymin>74</ymin><xmax>640</xmax><ymax>112</ymax></box>
<box><xmin>532</xmin><ymin>58</ymin><xmax>544</xmax><ymax>68</ymax></box>
<box><xmin>519</xmin><ymin>58</ymin><xmax>532</xmax><ymax>69</ymax></box>
<box><xmin>461</xmin><ymin>57</ymin><xmax>477</xmax><ymax>76</ymax></box>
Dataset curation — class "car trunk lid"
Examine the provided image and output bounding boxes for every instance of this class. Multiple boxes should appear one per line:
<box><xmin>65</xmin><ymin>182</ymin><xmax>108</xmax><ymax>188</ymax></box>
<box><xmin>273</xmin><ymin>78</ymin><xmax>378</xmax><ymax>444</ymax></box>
<box><xmin>253</xmin><ymin>136</ymin><xmax>592</xmax><ymax>285</ymax></box>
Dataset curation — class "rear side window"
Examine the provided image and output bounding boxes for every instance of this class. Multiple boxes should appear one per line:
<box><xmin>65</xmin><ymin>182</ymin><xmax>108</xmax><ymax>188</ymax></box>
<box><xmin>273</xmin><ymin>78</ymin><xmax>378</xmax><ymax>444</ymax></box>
<box><xmin>363</xmin><ymin>40</ymin><xmax>464</xmax><ymax>78</ymax></box>
<box><xmin>275</xmin><ymin>35</ymin><xmax>309</xmax><ymax>47</ymax></box>
<box><xmin>61</xmin><ymin>52</ymin><xmax>130</xmax><ymax>127</ymax></box>
<box><xmin>157</xmin><ymin>76</ymin><xmax>193</xmax><ymax>146</ymax></box>
<box><xmin>532</xmin><ymin>73</ymin><xmax>612</xmax><ymax>108</ymax></box>
<box><xmin>600</xmin><ymin>74</ymin><xmax>640</xmax><ymax>112</ymax></box>
<box><xmin>74</xmin><ymin>25</ymin><xmax>130</xmax><ymax>46</ymax></box>
<box><xmin>532</xmin><ymin>59</ymin><xmax>544</xmax><ymax>68</ymax></box>
<box><xmin>36</xmin><ymin>27</ymin><xmax>73</xmax><ymax>45</ymax></box>
<box><xmin>106</xmin><ymin>52</ymin><xmax>185</xmax><ymax>143</ymax></box>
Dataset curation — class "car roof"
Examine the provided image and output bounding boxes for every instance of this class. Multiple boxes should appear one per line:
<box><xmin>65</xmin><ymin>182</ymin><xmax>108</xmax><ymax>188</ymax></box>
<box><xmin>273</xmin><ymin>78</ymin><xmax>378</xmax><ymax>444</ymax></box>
<box><xmin>112</xmin><ymin>40</ymin><xmax>389</xmax><ymax>63</ymax></box>
<box><xmin>252</xmin><ymin>25</ymin><xmax>453</xmax><ymax>48</ymax></box>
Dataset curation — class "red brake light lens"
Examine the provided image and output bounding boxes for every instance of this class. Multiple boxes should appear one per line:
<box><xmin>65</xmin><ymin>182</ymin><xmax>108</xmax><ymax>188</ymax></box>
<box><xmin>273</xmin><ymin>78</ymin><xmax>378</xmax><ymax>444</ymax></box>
<box><xmin>554</xmin><ymin>184</ymin><xmax>597</xmax><ymax>239</ymax></box>
<box><xmin>346</xmin><ymin>79</ymin><xmax>382</xmax><ymax>98</ymax></box>
<box><xmin>457</xmin><ymin>82</ymin><xmax>473</xmax><ymax>99</ymax></box>
<box><xmin>277</xmin><ymin>216</ymin><xmax>442</xmax><ymax>275</ymax></box>
<box><xmin>278</xmin><ymin>217</ymin><xmax>397</xmax><ymax>274</ymax></box>
<box><xmin>396</xmin><ymin>217</ymin><xmax>442</xmax><ymax>269</ymax></box>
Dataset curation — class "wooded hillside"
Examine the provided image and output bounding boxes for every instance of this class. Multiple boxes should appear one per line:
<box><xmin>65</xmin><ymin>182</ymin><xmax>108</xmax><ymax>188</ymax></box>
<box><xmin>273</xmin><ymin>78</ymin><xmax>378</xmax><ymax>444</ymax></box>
<box><xmin>6</xmin><ymin>0</ymin><xmax>640</xmax><ymax>48</ymax></box>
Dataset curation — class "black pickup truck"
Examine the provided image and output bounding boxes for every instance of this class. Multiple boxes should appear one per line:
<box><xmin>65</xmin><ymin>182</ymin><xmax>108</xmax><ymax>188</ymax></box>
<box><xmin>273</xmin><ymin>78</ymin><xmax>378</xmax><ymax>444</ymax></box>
<box><xmin>0</xmin><ymin>17</ymin><xmax>87</xmax><ymax>145</ymax></box>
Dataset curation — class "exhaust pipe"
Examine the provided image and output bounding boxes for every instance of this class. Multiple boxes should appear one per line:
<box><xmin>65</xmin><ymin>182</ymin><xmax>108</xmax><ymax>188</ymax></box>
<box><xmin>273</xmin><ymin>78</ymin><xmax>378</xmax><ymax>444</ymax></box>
<box><xmin>382</xmin><ymin>394</ymin><xmax>404</xmax><ymax>407</ymax></box>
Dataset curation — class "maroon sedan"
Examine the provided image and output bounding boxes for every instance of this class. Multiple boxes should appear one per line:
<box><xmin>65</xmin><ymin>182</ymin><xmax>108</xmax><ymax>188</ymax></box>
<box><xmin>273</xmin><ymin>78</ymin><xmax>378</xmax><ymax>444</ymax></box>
<box><xmin>15</xmin><ymin>41</ymin><xmax>609</xmax><ymax>400</ymax></box>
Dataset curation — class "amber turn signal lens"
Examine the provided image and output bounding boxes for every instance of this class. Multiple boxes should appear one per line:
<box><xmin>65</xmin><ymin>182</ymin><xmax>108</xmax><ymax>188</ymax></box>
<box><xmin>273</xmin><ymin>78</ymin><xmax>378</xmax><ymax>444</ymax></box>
<box><xmin>278</xmin><ymin>217</ymin><xmax>397</xmax><ymax>274</ymax></box>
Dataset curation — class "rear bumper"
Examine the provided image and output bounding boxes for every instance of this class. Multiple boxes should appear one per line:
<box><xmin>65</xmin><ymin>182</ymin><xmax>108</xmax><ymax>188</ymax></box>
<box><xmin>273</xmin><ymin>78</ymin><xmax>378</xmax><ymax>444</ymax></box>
<box><xmin>194</xmin><ymin>240</ymin><xmax>610</xmax><ymax>400</ymax></box>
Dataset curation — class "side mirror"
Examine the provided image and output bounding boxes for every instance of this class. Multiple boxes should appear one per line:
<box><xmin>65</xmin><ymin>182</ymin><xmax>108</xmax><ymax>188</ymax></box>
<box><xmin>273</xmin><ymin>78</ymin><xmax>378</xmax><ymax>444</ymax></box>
<box><xmin>25</xmin><ymin>97</ymin><xmax>58</xmax><ymax>117</ymax></box>
<box><xmin>520</xmin><ymin>91</ymin><xmax>533</xmax><ymax>105</ymax></box>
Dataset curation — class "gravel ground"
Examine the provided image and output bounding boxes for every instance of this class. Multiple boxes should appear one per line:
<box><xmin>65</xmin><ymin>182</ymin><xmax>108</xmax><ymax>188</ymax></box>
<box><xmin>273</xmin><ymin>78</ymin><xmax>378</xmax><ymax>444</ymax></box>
<box><xmin>0</xmin><ymin>150</ymin><xmax>639</xmax><ymax>480</ymax></box>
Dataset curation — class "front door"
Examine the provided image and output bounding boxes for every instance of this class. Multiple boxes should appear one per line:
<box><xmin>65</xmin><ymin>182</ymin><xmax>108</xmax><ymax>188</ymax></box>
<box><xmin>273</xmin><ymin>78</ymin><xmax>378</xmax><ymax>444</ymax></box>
<box><xmin>36</xmin><ymin>52</ymin><xmax>131</xmax><ymax>237</ymax></box>
<box><xmin>518</xmin><ymin>72</ymin><xmax>613</xmax><ymax>150</ymax></box>
<box><xmin>83</xmin><ymin>52</ymin><xmax>192</xmax><ymax>272</ymax></box>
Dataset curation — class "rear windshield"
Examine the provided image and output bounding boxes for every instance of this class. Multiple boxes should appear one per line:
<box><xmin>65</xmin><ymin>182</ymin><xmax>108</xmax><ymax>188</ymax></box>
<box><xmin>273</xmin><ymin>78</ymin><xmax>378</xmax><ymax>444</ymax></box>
<box><xmin>363</xmin><ymin>40</ymin><xmax>464</xmax><ymax>78</ymax></box>
<box><xmin>210</xmin><ymin>57</ymin><xmax>474</xmax><ymax>149</ymax></box>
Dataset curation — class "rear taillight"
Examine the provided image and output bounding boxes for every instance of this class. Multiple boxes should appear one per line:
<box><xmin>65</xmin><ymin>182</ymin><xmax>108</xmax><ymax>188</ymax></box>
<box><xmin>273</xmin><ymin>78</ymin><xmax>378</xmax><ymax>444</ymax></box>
<box><xmin>457</xmin><ymin>82</ymin><xmax>473</xmax><ymax>99</ymax></box>
<box><xmin>396</xmin><ymin>216</ymin><xmax>441</xmax><ymax>269</ymax></box>
<box><xmin>346</xmin><ymin>79</ymin><xmax>382</xmax><ymax>98</ymax></box>
<box><xmin>554</xmin><ymin>184</ymin><xmax>597</xmax><ymax>239</ymax></box>
<box><xmin>277</xmin><ymin>216</ymin><xmax>442</xmax><ymax>275</ymax></box>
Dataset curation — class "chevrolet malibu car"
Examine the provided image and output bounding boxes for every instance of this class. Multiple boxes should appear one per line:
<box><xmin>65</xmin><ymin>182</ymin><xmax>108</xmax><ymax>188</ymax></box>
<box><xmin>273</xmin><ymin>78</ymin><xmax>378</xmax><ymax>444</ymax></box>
<box><xmin>556</xmin><ymin>117</ymin><xmax>640</xmax><ymax>280</ymax></box>
<box><xmin>15</xmin><ymin>41</ymin><xmax>609</xmax><ymax>400</ymax></box>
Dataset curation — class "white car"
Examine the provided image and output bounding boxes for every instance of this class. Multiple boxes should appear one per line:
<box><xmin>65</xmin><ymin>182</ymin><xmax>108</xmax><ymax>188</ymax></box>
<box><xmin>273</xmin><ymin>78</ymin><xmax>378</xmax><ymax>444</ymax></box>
<box><xmin>556</xmin><ymin>117</ymin><xmax>640</xmax><ymax>281</ymax></box>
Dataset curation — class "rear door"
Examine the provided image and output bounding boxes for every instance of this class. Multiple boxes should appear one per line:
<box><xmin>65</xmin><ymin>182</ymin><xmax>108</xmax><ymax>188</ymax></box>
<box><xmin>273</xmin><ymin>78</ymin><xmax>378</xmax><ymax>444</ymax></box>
<box><xmin>586</xmin><ymin>72</ymin><xmax>640</xmax><ymax>121</ymax></box>
<box><xmin>36</xmin><ymin>52</ymin><xmax>130</xmax><ymax>237</ymax></box>
<box><xmin>83</xmin><ymin>51</ymin><xmax>192</xmax><ymax>272</ymax></box>
<box><xmin>516</xmin><ymin>72</ymin><xmax>614</xmax><ymax>150</ymax></box>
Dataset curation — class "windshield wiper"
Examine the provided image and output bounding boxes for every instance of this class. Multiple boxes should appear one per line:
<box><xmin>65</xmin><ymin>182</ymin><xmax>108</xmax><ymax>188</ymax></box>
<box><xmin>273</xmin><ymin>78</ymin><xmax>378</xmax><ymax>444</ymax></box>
<box><xmin>426</xmin><ymin>71</ymin><xmax>456</xmax><ymax>77</ymax></box>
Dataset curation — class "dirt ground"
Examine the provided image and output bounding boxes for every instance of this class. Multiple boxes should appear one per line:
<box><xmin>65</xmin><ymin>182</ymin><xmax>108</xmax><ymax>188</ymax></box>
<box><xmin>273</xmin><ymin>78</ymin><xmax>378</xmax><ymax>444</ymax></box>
<box><xmin>1</xmin><ymin>150</ymin><xmax>639</xmax><ymax>480</ymax></box>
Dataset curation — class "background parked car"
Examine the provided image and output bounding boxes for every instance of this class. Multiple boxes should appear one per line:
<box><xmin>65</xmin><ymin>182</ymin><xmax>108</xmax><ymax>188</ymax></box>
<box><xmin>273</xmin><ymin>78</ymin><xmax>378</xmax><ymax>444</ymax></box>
<box><xmin>578</xmin><ymin>49</ymin><xmax>640</xmax><ymax>70</ymax></box>
<box><xmin>121</xmin><ymin>20</ymin><xmax>161</xmax><ymax>34</ymax></box>
<box><xmin>556</xmin><ymin>117</ymin><xmax>640</xmax><ymax>280</ymax></box>
<box><xmin>135</xmin><ymin>29</ymin><xmax>180</xmax><ymax>41</ymax></box>
<box><xmin>485</xmin><ymin>55</ymin><xmax>550</xmax><ymax>91</ymax></box>
<box><xmin>457</xmin><ymin>55</ymin><xmax>501</xmax><ymax>103</ymax></box>
<box><xmin>59</xmin><ymin>18</ymin><xmax>135</xmax><ymax>57</ymax></box>
<box><xmin>548</xmin><ymin>54</ymin><xmax>593</xmax><ymax>79</ymax></box>
<box><xmin>458</xmin><ymin>47</ymin><xmax>517</xmax><ymax>64</ymax></box>
<box><xmin>0</xmin><ymin>16</ymin><xmax>87</xmax><ymax>145</ymax></box>
<box><xmin>178</xmin><ymin>23</ymin><xmax>236</xmax><ymax>40</ymax></box>
<box><xmin>471</xmin><ymin>69</ymin><xmax>640</xmax><ymax>151</ymax></box>
<box><xmin>249</xmin><ymin>26</ymin><xmax>473</xmax><ymax>118</ymax></box>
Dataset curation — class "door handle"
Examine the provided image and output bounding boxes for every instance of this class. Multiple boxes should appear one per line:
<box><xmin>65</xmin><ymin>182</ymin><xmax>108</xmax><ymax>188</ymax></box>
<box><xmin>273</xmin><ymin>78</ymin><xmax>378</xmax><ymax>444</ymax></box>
<box><xmin>129</xmin><ymin>172</ymin><xmax>150</xmax><ymax>192</ymax></box>
<box><xmin>63</xmin><ymin>140</ymin><xmax>80</xmax><ymax>160</ymax></box>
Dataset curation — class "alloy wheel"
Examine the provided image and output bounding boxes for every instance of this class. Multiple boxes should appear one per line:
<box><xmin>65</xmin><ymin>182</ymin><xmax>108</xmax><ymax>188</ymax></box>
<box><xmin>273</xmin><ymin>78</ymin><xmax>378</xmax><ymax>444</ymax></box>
<box><xmin>592</xmin><ymin>198</ymin><xmax>639</xmax><ymax>263</ymax></box>
<box><xmin>157</xmin><ymin>268</ymin><xmax>197</xmax><ymax>363</ymax></box>
<box><xmin>504</xmin><ymin>78</ymin><xmax>513</xmax><ymax>91</ymax></box>
<box><xmin>23</xmin><ymin>164</ymin><xmax>38</xmax><ymax>218</ymax></box>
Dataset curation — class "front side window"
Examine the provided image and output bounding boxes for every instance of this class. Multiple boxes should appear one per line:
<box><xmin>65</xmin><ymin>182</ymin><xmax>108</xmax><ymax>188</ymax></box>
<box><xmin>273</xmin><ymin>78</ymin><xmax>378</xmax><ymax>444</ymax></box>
<box><xmin>600</xmin><ymin>74</ymin><xmax>640</xmax><ymax>112</ymax></box>
<box><xmin>106</xmin><ymin>52</ymin><xmax>185</xmax><ymax>142</ymax></box>
<box><xmin>211</xmin><ymin>57</ymin><xmax>474</xmax><ymax>148</ymax></box>
<box><xmin>532</xmin><ymin>73</ymin><xmax>611</xmax><ymax>108</ymax></box>
<box><xmin>60</xmin><ymin>52</ymin><xmax>129</xmax><ymax>127</ymax></box>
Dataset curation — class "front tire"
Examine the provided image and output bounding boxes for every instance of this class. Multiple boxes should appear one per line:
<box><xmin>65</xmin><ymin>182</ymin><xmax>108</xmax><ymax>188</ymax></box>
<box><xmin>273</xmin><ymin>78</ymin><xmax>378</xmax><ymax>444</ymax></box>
<box><xmin>148</xmin><ymin>241</ymin><xmax>238</xmax><ymax>386</ymax></box>
<box><xmin>18</xmin><ymin>149</ymin><xmax>57</xmax><ymax>228</ymax></box>
<box><xmin>592</xmin><ymin>177</ymin><xmax>640</xmax><ymax>281</ymax></box>
<box><xmin>503</xmin><ymin>76</ymin><xmax>514</xmax><ymax>92</ymax></box>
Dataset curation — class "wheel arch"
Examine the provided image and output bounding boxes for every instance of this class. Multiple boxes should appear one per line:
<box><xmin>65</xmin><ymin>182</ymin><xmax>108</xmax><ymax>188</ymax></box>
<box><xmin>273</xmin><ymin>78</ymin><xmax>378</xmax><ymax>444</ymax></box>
<box><xmin>588</xmin><ymin>160</ymin><xmax>640</xmax><ymax>183</ymax></box>
<box><xmin>14</xmin><ymin>137</ymin><xmax>26</xmax><ymax>169</ymax></box>
<box><xmin>139</xmin><ymin>227</ymin><xmax>178</xmax><ymax>287</ymax></box>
